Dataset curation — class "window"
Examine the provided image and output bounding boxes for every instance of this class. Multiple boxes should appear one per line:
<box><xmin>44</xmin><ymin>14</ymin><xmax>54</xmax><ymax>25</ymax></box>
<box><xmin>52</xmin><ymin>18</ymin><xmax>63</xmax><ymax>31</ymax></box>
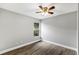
<box><xmin>34</xmin><ymin>23</ymin><xmax>39</xmax><ymax>36</ymax></box>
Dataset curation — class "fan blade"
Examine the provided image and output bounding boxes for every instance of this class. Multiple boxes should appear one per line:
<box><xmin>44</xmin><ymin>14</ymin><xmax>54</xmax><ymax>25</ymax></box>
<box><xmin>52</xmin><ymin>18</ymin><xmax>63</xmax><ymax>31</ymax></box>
<box><xmin>48</xmin><ymin>12</ymin><xmax>54</xmax><ymax>14</ymax></box>
<box><xmin>36</xmin><ymin>11</ymin><xmax>41</xmax><ymax>13</ymax></box>
<box><xmin>49</xmin><ymin>6</ymin><xmax>55</xmax><ymax>10</ymax></box>
<box><xmin>39</xmin><ymin>5</ymin><xmax>43</xmax><ymax>10</ymax></box>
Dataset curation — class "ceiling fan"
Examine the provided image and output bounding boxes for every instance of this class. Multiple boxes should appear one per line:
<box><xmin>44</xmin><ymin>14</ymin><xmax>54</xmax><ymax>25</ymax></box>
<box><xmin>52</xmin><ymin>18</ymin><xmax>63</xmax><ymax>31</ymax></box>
<box><xmin>36</xmin><ymin>4</ymin><xmax>55</xmax><ymax>15</ymax></box>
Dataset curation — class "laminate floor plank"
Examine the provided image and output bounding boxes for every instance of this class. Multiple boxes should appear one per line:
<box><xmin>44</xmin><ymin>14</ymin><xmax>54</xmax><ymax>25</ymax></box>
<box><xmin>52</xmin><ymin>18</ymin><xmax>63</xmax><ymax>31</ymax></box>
<box><xmin>2</xmin><ymin>41</ymin><xmax>77</xmax><ymax>55</ymax></box>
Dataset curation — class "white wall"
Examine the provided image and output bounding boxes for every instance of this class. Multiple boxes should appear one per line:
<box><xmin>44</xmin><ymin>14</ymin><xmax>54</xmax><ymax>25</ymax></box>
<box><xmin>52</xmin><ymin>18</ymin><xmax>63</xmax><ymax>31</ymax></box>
<box><xmin>0</xmin><ymin>8</ymin><xmax>40</xmax><ymax>51</ymax></box>
<box><xmin>78</xmin><ymin>3</ymin><xmax>79</xmax><ymax>55</ymax></box>
<box><xmin>41</xmin><ymin>11</ymin><xmax>77</xmax><ymax>49</ymax></box>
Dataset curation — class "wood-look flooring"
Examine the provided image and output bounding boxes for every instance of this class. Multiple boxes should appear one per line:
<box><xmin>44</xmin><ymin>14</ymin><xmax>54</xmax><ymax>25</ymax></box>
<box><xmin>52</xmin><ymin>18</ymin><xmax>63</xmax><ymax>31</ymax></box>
<box><xmin>2</xmin><ymin>41</ymin><xmax>77</xmax><ymax>55</ymax></box>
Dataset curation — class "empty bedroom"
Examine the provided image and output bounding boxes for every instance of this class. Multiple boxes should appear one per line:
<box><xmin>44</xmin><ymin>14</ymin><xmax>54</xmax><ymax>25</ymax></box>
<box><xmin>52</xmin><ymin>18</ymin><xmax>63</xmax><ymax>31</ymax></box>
<box><xmin>0</xmin><ymin>3</ymin><xmax>78</xmax><ymax>55</ymax></box>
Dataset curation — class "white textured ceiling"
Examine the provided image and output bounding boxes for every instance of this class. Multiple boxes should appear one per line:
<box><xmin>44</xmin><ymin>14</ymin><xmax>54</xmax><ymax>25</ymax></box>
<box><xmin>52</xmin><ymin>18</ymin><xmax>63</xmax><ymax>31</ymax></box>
<box><xmin>0</xmin><ymin>3</ymin><xmax>78</xmax><ymax>19</ymax></box>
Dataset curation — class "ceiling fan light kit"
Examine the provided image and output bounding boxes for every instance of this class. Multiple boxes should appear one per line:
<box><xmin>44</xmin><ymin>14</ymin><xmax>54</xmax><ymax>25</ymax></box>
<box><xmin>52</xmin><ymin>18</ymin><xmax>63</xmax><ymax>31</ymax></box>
<box><xmin>36</xmin><ymin>4</ymin><xmax>55</xmax><ymax>15</ymax></box>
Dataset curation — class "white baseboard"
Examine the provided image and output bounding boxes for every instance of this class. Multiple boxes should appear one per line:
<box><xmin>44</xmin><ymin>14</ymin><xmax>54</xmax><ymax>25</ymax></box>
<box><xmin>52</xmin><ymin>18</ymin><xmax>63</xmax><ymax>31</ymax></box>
<box><xmin>0</xmin><ymin>39</ymin><xmax>41</xmax><ymax>54</ymax></box>
<box><xmin>0</xmin><ymin>39</ymin><xmax>77</xmax><ymax>54</ymax></box>
<box><xmin>43</xmin><ymin>40</ymin><xmax>77</xmax><ymax>51</ymax></box>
